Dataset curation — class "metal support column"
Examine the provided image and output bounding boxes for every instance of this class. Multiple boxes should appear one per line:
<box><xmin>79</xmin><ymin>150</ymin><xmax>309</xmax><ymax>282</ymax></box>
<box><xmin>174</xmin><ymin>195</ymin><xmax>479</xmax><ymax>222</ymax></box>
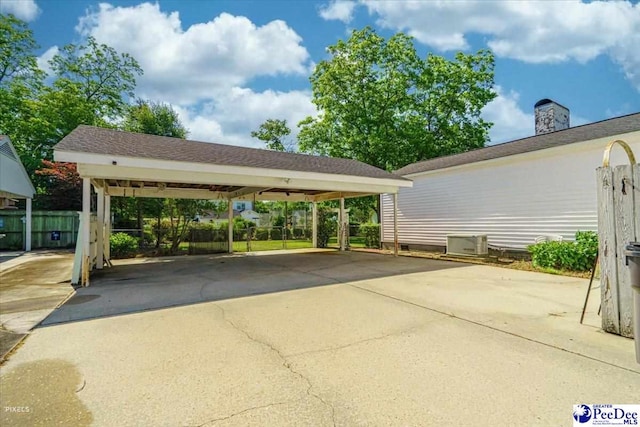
<box><xmin>393</xmin><ymin>193</ymin><xmax>398</xmax><ymax>257</ymax></box>
<box><xmin>312</xmin><ymin>201</ymin><xmax>318</xmax><ymax>248</ymax></box>
<box><xmin>339</xmin><ymin>197</ymin><xmax>346</xmax><ymax>251</ymax></box>
<box><xmin>228</xmin><ymin>200</ymin><xmax>234</xmax><ymax>253</ymax></box>
<box><xmin>96</xmin><ymin>187</ymin><xmax>104</xmax><ymax>269</ymax></box>
<box><xmin>104</xmin><ymin>194</ymin><xmax>111</xmax><ymax>262</ymax></box>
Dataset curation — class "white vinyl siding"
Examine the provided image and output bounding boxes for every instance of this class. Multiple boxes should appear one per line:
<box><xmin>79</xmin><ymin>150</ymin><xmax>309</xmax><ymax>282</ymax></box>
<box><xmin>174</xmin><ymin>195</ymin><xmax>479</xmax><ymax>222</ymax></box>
<box><xmin>382</xmin><ymin>132</ymin><xmax>640</xmax><ymax>250</ymax></box>
<box><xmin>0</xmin><ymin>137</ymin><xmax>35</xmax><ymax>199</ymax></box>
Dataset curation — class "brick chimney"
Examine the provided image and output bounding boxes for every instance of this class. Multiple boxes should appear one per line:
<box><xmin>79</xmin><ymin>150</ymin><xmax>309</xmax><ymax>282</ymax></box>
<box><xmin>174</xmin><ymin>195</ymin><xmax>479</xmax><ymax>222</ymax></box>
<box><xmin>534</xmin><ymin>99</ymin><xmax>570</xmax><ymax>135</ymax></box>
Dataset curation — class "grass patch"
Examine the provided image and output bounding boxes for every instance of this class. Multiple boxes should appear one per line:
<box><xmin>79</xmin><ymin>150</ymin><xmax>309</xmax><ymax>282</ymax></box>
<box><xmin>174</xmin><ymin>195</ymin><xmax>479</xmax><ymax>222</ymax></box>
<box><xmin>238</xmin><ymin>239</ymin><xmax>313</xmax><ymax>252</ymax></box>
<box><xmin>180</xmin><ymin>239</ymin><xmax>313</xmax><ymax>253</ymax></box>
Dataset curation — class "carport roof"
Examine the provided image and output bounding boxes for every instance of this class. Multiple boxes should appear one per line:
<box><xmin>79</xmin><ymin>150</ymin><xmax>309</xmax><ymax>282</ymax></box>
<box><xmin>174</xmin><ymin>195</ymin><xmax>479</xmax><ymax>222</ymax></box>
<box><xmin>54</xmin><ymin>125</ymin><xmax>411</xmax><ymax>201</ymax></box>
<box><xmin>57</xmin><ymin>125</ymin><xmax>405</xmax><ymax>181</ymax></box>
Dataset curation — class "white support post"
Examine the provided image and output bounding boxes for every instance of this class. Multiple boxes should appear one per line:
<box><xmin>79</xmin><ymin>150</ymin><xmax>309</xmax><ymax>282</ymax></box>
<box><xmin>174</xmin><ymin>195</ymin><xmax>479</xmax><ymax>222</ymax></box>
<box><xmin>228</xmin><ymin>200</ymin><xmax>234</xmax><ymax>253</ymax></box>
<box><xmin>82</xmin><ymin>178</ymin><xmax>91</xmax><ymax>283</ymax></box>
<box><xmin>25</xmin><ymin>198</ymin><xmax>32</xmax><ymax>252</ymax></box>
<box><xmin>312</xmin><ymin>201</ymin><xmax>318</xmax><ymax>248</ymax></box>
<box><xmin>339</xmin><ymin>197</ymin><xmax>346</xmax><ymax>251</ymax></box>
<box><xmin>104</xmin><ymin>195</ymin><xmax>111</xmax><ymax>262</ymax></box>
<box><xmin>393</xmin><ymin>193</ymin><xmax>398</xmax><ymax>257</ymax></box>
<box><xmin>96</xmin><ymin>187</ymin><xmax>104</xmax><ymax>269</ymax></box>
<box><xmin>378</xmin><ymin>194</ymin><xmax>384</xmax><ymax>250</ymax></box>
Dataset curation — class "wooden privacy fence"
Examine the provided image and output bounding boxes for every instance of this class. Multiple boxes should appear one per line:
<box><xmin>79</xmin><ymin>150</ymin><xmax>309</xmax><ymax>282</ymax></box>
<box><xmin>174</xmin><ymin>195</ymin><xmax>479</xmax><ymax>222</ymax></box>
<box><xmin>597</xmin><ymin>140</ymin><xmax>639</xmax><ymax>338</ymax></box>
<box><xmin>0</xmin><ymin>210</ymin><xmax>79</xmax><ymax>250</ymax></box>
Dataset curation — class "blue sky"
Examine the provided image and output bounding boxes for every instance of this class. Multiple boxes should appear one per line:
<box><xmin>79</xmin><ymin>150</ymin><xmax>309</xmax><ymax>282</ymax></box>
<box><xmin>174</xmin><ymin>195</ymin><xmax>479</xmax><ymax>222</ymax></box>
<box><xmin>3</xmin><ymin>0</ymin><xmax>640</xmax><ymax>148</ymax></box>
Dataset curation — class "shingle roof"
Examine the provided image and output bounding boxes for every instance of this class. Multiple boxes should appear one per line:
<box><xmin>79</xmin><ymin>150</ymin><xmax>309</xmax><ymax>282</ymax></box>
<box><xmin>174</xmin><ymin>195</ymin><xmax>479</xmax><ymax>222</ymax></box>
<box><xmin>55</xmin><ymin>125</ymin><xmax>408</xmax><ymax>181</ymax></box>
<box><xmin>396</xmin><ymin>112</ymin><xmax>640</xmax><ymax>176</ymax></box>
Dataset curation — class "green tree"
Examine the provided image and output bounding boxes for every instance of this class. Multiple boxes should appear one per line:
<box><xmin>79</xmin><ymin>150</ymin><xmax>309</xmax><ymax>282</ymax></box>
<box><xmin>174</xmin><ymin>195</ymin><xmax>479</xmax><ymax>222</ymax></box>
<box><xmin>32</xmin><ymin>37</ymin><xmax>142</xmax><ymax>209</ymax></box>
<box><xmin>163</xmin><ymin>199</ymin><xmax>215</xmax><ymax>254</ymax></box>
<box><xmin>251</xmin><ymin>119</ymin><xmax>294</xmax><ymax>152</ymax></box>
<box><xmin>0</xmin><ymin>14</ymin><xmax>46</xmax><ymax>179</ymax></box>
<box><xmin>48</xmin><ymin>36</ymin><xmax>142</xmax><ymax>124</ymax></box>
<box><xmin>0</xmin><ymin>14</ymin><xmax>42</xmax><ymax>85</ymax></box>
<box><xmin>0</xmin><ymin>20</ymin><xmax>144</xmax><ymax>209</ymax></box>
<box><xmin>124</xmin><ymin>99</ymin><xmax>188</xmax><ymax>138</ymax></box>
<box><xmin>121</xmin><ymin>99</ymin><xmax>189</xmax><ymax>239</ymax></box>
<box><xmin>298</xmin><ymin>27</ymin><xmax>496</xmax><ymax>172</ymax></box>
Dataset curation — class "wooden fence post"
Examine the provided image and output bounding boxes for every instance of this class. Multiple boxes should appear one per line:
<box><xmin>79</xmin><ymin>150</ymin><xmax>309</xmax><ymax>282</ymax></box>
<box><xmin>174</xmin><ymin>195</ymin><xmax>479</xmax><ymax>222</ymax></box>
<box><xmin>597</xmin><ymin>140</ymin><xmax>638</xmax><ymax>338</ymax></box>
<box><xmin>597</xmin><ymin>166</ymin><xmax>619</xmax><ymax>334</ymax></box>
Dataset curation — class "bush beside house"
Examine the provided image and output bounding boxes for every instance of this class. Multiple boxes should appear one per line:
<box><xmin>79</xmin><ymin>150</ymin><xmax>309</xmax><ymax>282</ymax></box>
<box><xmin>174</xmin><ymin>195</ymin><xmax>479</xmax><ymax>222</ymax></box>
<box><xmin>528</xmin><ymin>231</ymin><xmax>598</xmax><ymax>272</ymax></box>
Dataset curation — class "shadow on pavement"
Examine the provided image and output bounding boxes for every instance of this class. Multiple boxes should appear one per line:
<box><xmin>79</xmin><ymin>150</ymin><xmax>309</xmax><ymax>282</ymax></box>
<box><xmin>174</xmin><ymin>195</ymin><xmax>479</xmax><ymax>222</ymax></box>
<box><xmin>41</xmin><ymin>250</ymin><xmax>467</xmax><ymax>326</ymax></box>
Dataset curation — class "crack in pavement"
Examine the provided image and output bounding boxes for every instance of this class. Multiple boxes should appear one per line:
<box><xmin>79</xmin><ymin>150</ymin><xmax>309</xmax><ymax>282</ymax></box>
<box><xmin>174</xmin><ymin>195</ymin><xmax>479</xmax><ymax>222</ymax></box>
<box><xmin>212</xmin><ymin>303</ymin><xmax>337</xmax><ymax>427</ymax></box>
<box><xmin>195</xmin><ymin>400</ymin><xmax>290</xmax><ymax>426</ymax></box>
<box><xmin>285</xmin><ymin>321</ymin><xmax>443</xmax><ymax>359</ymax></box>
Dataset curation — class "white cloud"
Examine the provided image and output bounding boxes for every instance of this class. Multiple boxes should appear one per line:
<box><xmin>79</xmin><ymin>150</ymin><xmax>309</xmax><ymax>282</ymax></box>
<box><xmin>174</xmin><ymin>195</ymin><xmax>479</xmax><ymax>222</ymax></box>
<box><xmin>0</xmin><ymin>0</ymin><xmax>40</xmax><ymax>21</ymax></box>
<box><xmin>69</xmin><ymin>2</ymin><xmax>317</xmax><ymax>150</ymax></box>
<box><xmin>36</xmin><ymin>46</ymin><xmax>58</xmax><ymax>76</ymax></box>
<box><xmin>175</xmin><ymin>88</ymin><xmax>316</xmax><ymax>148</ymax></box>
<box><xmin>482</xmin><ymin>87</ymin><xmax>533</xmax><ymax>144</ymax></box>
<box><xmin>76</xmin><ymin>2</ymin><xmax>311</xmax><ymax>104</ymax></box>
<box><xmin>319</xmin><ymin>1</ymin><xmax>357</xmax><ymax>23</ymax></box>
<box><xmin>364</xmin><ymin>0</ymin><xmax>640</xmax><ymax>90</ymax></box>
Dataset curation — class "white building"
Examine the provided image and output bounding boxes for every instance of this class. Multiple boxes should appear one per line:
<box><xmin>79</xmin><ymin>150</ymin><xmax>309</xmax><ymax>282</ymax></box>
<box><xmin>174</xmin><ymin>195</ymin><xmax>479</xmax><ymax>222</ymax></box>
<box><xmin>381</xmin><ymin>103</ymin><xmax>640</xmax><ymax>252</ymax></box>
<box><xmin>0</xmin><ymin>136</ymin><xmax>35</xmax><ymax>251</ymax></box>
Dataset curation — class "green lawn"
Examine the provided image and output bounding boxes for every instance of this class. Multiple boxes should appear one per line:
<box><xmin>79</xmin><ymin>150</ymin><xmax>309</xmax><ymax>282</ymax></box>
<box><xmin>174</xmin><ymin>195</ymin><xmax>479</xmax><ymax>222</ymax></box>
<box><xmin>235</xmin><ymin>239</ymin><xmax>312</xmax><ymax>252</ymax></box>
<box><xmin>179</xmin><ymin>235</ymin><xmax>375</xmax><ymax>253</ymax></box>
<box><xmin>182</xmin><ymin>239</ymin><xmax>313</xmax><ymax>253</ymax></box>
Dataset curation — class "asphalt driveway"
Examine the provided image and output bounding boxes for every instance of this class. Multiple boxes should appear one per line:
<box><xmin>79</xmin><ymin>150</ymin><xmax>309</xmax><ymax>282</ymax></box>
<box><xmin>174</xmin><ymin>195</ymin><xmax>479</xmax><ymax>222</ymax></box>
<box><xmin>1</xmin><ymin>250</ymin><xmax>638</xmax><ymax>426</ymax></box>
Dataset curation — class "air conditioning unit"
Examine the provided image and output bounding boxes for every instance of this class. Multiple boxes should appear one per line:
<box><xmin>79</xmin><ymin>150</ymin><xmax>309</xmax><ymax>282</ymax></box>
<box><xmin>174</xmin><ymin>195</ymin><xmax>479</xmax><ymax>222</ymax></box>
<box><xmin>447</xmin><ymin>234</ymin><xmax>488</xmax><ymax>257</ymax></box>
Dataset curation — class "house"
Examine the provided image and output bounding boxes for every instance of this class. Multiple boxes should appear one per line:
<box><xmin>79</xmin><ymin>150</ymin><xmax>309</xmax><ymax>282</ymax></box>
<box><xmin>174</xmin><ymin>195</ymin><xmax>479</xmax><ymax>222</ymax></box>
<box><xmin>196</xmin><ymin>201</ymin><xmax>262</xmax><ymax>225</ymax></box>
<box><xmin>0</xmin><ymin>136</ymin><xmax>35</xmax><ymax>251</ymax></box>
<box><xmin>381</xmin><ymin>101</ymin><xmax>640</xmax><ymax>253</ymax></box>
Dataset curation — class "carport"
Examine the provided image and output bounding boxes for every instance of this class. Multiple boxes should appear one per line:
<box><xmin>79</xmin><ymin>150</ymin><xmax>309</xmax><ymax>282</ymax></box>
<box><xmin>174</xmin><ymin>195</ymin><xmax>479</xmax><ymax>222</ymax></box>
<box><xmin>53</xmin><ymin>125</ymin><xmax>411</xmax><ymax>285</ymax></box>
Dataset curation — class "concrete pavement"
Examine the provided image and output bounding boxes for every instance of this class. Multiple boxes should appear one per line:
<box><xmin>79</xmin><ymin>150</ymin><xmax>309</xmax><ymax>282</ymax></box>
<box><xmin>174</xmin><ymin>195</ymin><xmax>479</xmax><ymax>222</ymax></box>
<box><xmin>1</xmin><ymin>251</ymin><xmax>638</xmax><ymax>426</ymax></box>
<box><xmin>0</xmin><ymin>251</ymin><xmax>74</xmax><ymax>359</ymax></box>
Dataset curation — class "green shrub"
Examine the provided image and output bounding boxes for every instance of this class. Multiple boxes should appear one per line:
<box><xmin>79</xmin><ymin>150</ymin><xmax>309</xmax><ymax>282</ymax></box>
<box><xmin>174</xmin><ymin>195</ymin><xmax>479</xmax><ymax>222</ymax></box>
<box><xmin>110</xmin><ymin>232</ymin><xmax>139</xmax><ymax>258</ymax></box>
<box><xmin>233</xmin><ymin>216</ymin><xmax>255</xmax><ymax>230</ymax></box>
<box><xmin>273</xmin><ymin>215</ymin><xmax>285</xmax><ymax>227</ymax></box>
<box><xmin>254</xmin><ymin>228</ymin><xmax>270</xmax><ymax>241</ymax></box>
<box><xmin>152</xmin><ymin>219</ymin><xmax>173</xmax><ymax>244</ymax></box>
<box><xmin>270</xmin><ymin>227</ymin><xmax>283</xmax><ymax>240</ymax></box>
<box><xmin>317</xmin><ymin>209</ymin><xmax>336</xmax><ymax>248</ymax></box>
<box><xmin>185</xmin><ymin>222</ymin><xmax>217</xmax><ymax>242</ymax></box>
<box><xmin>359</xmin><ymin>223</ymin><xmax>380</xmax><ymax>248</ymax></box>
<box><xmin>528</xmin><ymin>231</ymin><xmax>598</xmax><ymax>272</ymax></box>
